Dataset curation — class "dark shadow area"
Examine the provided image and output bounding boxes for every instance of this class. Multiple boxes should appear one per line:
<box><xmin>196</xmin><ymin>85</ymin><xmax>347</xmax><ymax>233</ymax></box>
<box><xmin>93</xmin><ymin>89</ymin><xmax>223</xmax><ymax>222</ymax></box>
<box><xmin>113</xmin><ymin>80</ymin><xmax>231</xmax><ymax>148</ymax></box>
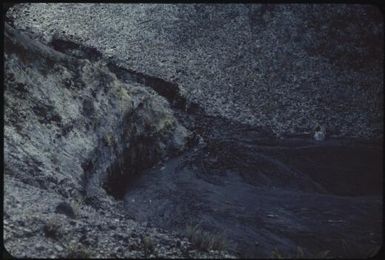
<box><xmin>49</xmin><ymin>38</ymin><xmax>103</xmax><ymax>62</ymax></box>
<box><xmin>102</xmin><ymin>136</ymin><xmax>161</xmax><ymax>200</ymax></box>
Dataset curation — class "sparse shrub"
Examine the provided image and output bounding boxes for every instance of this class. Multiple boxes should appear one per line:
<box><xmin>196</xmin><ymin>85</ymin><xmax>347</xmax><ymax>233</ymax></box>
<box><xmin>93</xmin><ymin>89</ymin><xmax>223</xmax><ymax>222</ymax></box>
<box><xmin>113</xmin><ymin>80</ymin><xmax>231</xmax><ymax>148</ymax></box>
<box><xmin>314</xmin><ymin>250</ymin><xmax>331</xmax><ymax>258</ymax></box>
<box><xmin>70</xmin><ymin>200</ymin><xmax>82</xmax><ymax>218</ymax></box>
<box><xmin>43</xmin><ymin>217</ymin><xmax>62</xmax><ymax>239</ymax></box>
<box><xmin>367</xmin><ymin>245</ymin><xmax>381</xmax><ymax>258</ymax></box>
<box><xmin>142</xmin><ymin>235</ymin><xmax>155</xmax><ymax>257</ymax></box>
<box><xmin>103</xmin><ymin>132</ymin><xmax>116</xmax><ymax>147</ymax></box>
<box><xmin>186</xmin><ymin>224</ymin><xmax>227</xmax><ymax>252</ymax></box>
<box><xmin>66</xmin><ymin>243</ymin><xmax>91</xmax><ymax>259</ymax></box>
<box><xmin>116</xmin><ymin>85</ymin><xmax>130</xmax><ymax>101</ymax></box>
<box><xmin>271</xmin><ymin>247</ymin><xmax>331</xmax><ymax>259</ymax></box>
<box><xmin>271</xmin><ymin>248</ymin><xmax>284</xmax><ymax>259</ymax></box>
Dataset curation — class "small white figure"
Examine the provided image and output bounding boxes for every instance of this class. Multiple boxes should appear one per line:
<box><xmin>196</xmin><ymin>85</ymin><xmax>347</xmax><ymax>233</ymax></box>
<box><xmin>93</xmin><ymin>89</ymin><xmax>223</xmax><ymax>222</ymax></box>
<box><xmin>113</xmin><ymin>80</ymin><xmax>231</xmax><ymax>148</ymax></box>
<box><xmin>314</xmin><ymin>125</ymin><xmax>326</xmax><ymax>141</ymax></box>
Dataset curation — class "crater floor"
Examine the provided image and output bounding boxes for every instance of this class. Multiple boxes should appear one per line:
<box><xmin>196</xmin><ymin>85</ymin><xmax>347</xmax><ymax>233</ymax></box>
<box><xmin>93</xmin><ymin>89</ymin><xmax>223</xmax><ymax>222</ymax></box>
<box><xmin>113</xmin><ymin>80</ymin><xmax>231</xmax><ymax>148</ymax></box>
<box><xmin>123</xmin><ymin>127</ymin><xmax>382</xmax><ymax>258</ymax></box>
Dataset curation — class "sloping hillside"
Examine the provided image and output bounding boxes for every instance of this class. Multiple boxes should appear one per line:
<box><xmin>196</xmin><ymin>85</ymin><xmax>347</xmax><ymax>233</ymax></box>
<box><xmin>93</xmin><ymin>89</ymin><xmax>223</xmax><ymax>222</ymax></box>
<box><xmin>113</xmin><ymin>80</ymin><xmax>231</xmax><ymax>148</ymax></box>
<box><xmin>7</xmin><ymin>3</ymin><xmax>383</xmax><ymax>137</ymax></box>
<box><xmin>4</xmin><ymin>3</ymin><xmax>383</xmax><ymax>259</ymax></box>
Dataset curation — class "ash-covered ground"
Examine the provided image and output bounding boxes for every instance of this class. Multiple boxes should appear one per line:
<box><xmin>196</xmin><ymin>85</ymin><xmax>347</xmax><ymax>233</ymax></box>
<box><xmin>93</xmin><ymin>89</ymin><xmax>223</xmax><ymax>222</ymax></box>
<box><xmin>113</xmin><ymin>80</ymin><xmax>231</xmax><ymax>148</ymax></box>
<box><xmin>4</xmin><ymin>3</ymin><xmax>383</xmax><ymax>259</ymax></box>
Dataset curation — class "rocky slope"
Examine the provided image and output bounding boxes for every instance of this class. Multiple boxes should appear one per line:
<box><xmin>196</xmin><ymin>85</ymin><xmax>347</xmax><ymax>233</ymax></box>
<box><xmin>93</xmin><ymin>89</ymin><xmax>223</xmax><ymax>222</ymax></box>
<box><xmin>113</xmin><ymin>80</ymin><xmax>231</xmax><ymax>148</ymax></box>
<box><xmin>3</xmin><ymin>3</ymin><xmax>383</xmax><ymax>259</ymax></box>
<box><xmin>6</xmin><ymin>3</ymin><xmax>384</xmax><ymax>138</ymax></box>
<box><xmin>3</xmin><ymin>23</ymin><xmax>233</xmax><ymax>258</ymax></box>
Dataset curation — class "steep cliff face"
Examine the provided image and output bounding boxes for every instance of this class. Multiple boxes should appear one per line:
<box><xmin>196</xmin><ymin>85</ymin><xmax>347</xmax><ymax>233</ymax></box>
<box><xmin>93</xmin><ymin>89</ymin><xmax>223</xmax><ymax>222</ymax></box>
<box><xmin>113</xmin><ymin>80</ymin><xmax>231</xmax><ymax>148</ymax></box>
<box><xmin>7</xmin><ymin>3</ymin><xmax>383</xmax><ymax>138</ymax></box>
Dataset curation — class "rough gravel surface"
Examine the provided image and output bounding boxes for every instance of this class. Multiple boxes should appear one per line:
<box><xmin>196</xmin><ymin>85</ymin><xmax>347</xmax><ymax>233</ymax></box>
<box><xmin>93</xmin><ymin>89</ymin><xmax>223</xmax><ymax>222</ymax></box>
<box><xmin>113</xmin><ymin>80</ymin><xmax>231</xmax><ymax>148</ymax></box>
<box><xmin>6</xmin><ymin>3</ymin><xmax>384</xmax><ymax>138</ymax></box>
